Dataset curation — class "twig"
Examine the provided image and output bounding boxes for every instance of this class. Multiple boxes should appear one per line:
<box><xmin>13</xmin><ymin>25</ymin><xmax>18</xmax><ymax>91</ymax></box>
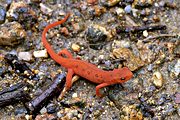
<box><xmin>0</xmin><ymin>82</ymin><xmax>30</xmax><ymax>107</ymax></box>
<box><xmin>142</xmin><ymin>33</ymin><xmax>179</xmax><ymax>42</ymax></box>
<box><xmin>25</xmin><ymin>73</ymin><xmax>66</xmax><ymax>113</ymax></box>
<box><xmin>116</xmin><ymin>25</ymin><xmax>166</xmax><ymax>33</ymax></box>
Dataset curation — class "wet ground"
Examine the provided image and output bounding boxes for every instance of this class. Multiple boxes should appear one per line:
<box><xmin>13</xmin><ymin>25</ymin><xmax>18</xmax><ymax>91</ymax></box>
<box><xmin>0</xmin><ymin>0</ymin><xmax>179</xmax><ymax>120</ymax></box>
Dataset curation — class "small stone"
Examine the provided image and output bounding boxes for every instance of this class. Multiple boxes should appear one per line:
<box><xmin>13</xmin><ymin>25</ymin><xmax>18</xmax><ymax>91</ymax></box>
<box><xmin>174</xmin><ymin>93</ymin><xmax>180</xmax><ymax>104</ymax></box>
<box><xmin>66</xmin><ymin>112</ymin><xmax>74</xmax><ymax>119</ymax></box>
<box><xmin>112</xmin><ymin>40</ymin><xmax>130</xmax><ymax>49</ymax></box>
<box><xmin>61</xmin><ymin>27</ymin><xmax>69</xmax><ymax>36</ymax></box>
<box><xmin>143</xmin><ymin>30</ymin><xmax>148</xmax><ymax>37</ymax></box>
<box><xmin>133</xmin><ymin>0</ymin><xmax>153</xmax><ymax>8</ymax></box>
<box><xmin>87</xmin><ymin>0</ymin><xmax>98</xmax><ymax>4</ymax></box>
<box><xmin>0</xmin><ymin>22</ymin><xmax>26</xmax><ymax>46</ymax></box>
<box><xmin>124</xmin><ymin>5</ymin><xmax>132</xmax><ymax>14</ymax></box>
<box><xmin>101</xmin><ymin>0</ymin><xmax>120</xmax><ymax>7</ymax></box>
<box><xmin>15</xmin><ymin>107</ymin><xmax>27</xmax><ymax>115</ymax></box>
<box><xmin>33</xmin><ymin>49</ymin><xmax>48</xmax><ymax>58</ymax></box>
<box><xmin>72</xmin><ymin>43</ymin><xmax>80</xmax><ymax>52</ymax></box>
<box><xmin>0</xmin><ymin>0</ymin><xmax>12</xmax><ymax>10</ymax></box>
<box><xmin>40</xmin><ymin>3</ymin><xmax>53</xmax><ymax>15</ymax></box>
<box><xmin>18</xmin><ymin>52</ymin><xmax>33</xmax><ymax>61</ymax></box>
<box><xmin>0</xmin><ymin>5</ymin><xmax>6</xmax><ymax>24</ymax></box>
<box><xmin>116</xmin><ymin>8</ymin><xmax>124</xmax><ymax>15</ymax></box>
<box><xmin>153</xmin><ymin>15</ymin><xmax>160</xmax><ymax>22</ymax></box>
<box><xmin>172</xmin><ymin>59</ymin><xmax>180</xmax><ymax>77</ymax></box>
<box><xmin>86</xmin><ymin>24</ymin><xmax>111</xmax><ymax>50</ymax></box>
<box><xmin>46</xmin><ymin>103</ymin><xmax>57</xmax><ymax>114</ymax></box>
<box><xmin>40</xmin><ymin>107</ymin><xmax>47</xmax><ymax>114</ymax></box>
<box><xmin>152</xmin><ymin>71</ymin><xmax>163</xmax><ymax>88</ymax></box>
<box><xmin>94</xmin><ymin>6</ymin><xmax>106</xmax><ymax>17</ymax></box>
<box><xmin>159</xmin><ymin>1</ymin><xmax>165</xmax><ymax>7</ymax></box>
<box><xmin>57</xmin><ymin>111</ymin><xmax>63</xmax><ymax>118</ymax></box>
<box><xmin>6</xmin><ymin>1</ymin><xmax>37</xmax><ymax>29</ymax></box>
<box><xmin>112</xmin><ymin>48</ymin><xmax>144</xmax><ymax>71</ymax></box>
<box><xmin>33</xmin><ymin>69</ymin><xmax>39</xmax><ymax>74</ymax></box>
<box><xmin>25</xmin><ymin>114</ymin><xmax>32</xmax><ymax>120</ymax></box>
<box><xmin>72</xmin><ymin>93</ymin><xmax>78</xmax><ymax>98</ymax></box>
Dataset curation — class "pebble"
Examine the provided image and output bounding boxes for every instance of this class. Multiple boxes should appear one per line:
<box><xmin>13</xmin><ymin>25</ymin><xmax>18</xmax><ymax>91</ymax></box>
<box><xmin>116</xmin><ymin>8</ymin><xmax>124</xmax><ymax>15</ymax></box>
<box><xmin>133</xmin><ymin>0</ymin><xmax>153</xmax><ymax>8</ymax></box>
<box><xmin>66</xmin><ymin>112</ymin><xmax>74</xmax><ymax>119</ymax></box>
<box><xmin>0</xmin><ymin>21</ymin><xmax>26</xmax><ymax>46</ymax></box>
<box><xmin>25</xmin><ymin>114</ymin><xmax>32</xmax><ymax>120</ymax></box>
<box><xmin>18</xmin><ymin>52</ymin><xmax>33</xmax><ymax>61</ymax></box>
<box><xmin>57</xmin><ymin>111</ymin><xmax>63</xmax><ymax>118</ymax></box>
<box><xmin>0</xmin><ymin>5</ymin><xmax>6</xmax><ymax>24</ymax></box>
<box><xmin>61</xmin><ymin>27</ymin><xmax>69</xmax><ymax>36</ymax></box>
<box><xmin>143</xmin><ymin>30</ymin><xmax>148</xmax><ymax>37</ymax></box>
<box><xmin>112</xmin><ymin>40</ymin><xmax>130</xmax><ymax>49</ymax></box>
<box><xmin>94</xmin><ymin>6</ymin><xmax>106</xmax><ymax>17</ymax></box>
<box><xmin>33</xmin><ymin>49</ymin><xmax>48</xmax><ymax>58</ymax></box>
<box><xmin>159</xmin><ymin>1</ymin><xmax>165</xmax><ymax>7</ymax></box>
<box><xmin>87</xmin><ymin>0</ymin><xmax>98</xmax><ymax>4</ymax></box>
<box><xmin>86</xmin><ymin>24</ymin><xmax>111</xmax><ymax>50</ymax></box>
<box><xmin>113</xmin><ymin>48</ymin><xmax>144</xmax><ymax>71</ymax></box>
<box><xmin>174</xmin><ymin>93</ymin><xmax>180</xmax><ymax>104</ymax></box>
<box><xmin>0</xmin><ymin>0</ymin><xmax>12</xmax><ymax>10</ymax></box>
<box><xmin>124</xmin><ymin>5</ymin><xmax>132</xmax><ymax>14</ymax></box>
<box><xmin>152</xmin><ymin>71</ymin><xmax>163</xmax><ymax>88</ymax></box>
<box><xmin>101</xmin><ymin>0</ymin><xmax>120</xmax><ymax>7</ymax></box>
<box><xmin>14</xmin><ymin>107</ymin><xmax>27</xmax><ymax>115</ymax></box>
<box><xmin>40</xmin><ymin>3</ymin><xmax>53</xmax><ymax>15</ymax></box>
<box><xmin>35</xmin><ymin>114</ymin><xmax>56</xmax><ymax>120</ymax></box>
<box><xmin>40</xmin><ymin>107</ymin><xmax>47</xmax><ymax>114</ymax></box>
<box><xmin>6</xmin><ymin>1</ymin><xmax>37</xmax><ymax>29</ymax></box>
<box><xmin>72</xmin><ymin>93</ymin><xmax>78</xmax><ymax>98</ymax></box>
<box><xmin>71</xmin><ymin>43</ymin><xmax>80</xmax><ymax>52</ymax></box>
<box><xmin>152</xmin><ymin>15</ymin><xmax>160</xmax><ymax>22</ymax></box>
<box><xmin>46</xmin><ymin>103</ymin><xmax>57</xmax><ymax>114</ymax></box>
<box><xmin>172</xmin><ymin>59</ymin><xmax>180</xmax><ymax>77</ymax></box>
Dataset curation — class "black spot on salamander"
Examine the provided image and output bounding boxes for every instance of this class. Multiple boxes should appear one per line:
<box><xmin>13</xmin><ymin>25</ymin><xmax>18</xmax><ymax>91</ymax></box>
<box><xmin>110</xmin><ymin>74</ymin><xmax>113</xmax><ymax>77</ymax></box>
<box><xmin>95</xmin><ymin>74</ymin><xmax>98</xmax><ymax>77</ymax></box>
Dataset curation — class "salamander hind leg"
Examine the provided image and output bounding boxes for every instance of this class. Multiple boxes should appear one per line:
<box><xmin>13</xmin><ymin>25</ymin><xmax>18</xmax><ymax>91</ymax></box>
<box><xmin>96</xmin><ymin>83</ymin><xmax>112</xmax><ymax>97</ymax></box>
<box><xmin>58</xmin><ymin>49</ymin><xmax>73</xmax><ymax>58</ymax></box>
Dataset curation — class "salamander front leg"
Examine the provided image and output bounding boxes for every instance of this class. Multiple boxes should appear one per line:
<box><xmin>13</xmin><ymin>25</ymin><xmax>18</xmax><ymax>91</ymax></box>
<box><xmin>96</xmin><ymin>83</ymin><xmax>112</xmax><ymax>97</ymax></box>
<box><xmin>65</xmin><ymin>69</ymin><xmax>74</xmax><ymax>90</ymax></box>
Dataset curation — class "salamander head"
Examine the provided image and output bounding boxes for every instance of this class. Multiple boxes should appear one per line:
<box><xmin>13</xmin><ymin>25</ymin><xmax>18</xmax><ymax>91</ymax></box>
<box><xmin>112</xmin><ymin>67</ymin><xmax>133</xmax><ymax>83</ymax></box>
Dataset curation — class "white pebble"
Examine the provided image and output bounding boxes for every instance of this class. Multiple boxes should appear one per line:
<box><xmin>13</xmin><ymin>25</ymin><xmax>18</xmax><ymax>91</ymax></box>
<box><xmin>40</xmin><ymin>3</ymin><xmax>53</xmax><ymax>15</ymax></box>
<box><xmin>143</xmin><ymin>30</ymin><xmax>148</xmax><ymax>37</ymax></box>
<box><xmin>40</xmin><ymin>107</ymin><xmax>47</xmax><ymax>114</ymax></box>
<box><xmin>173</xmin><ymin>59</ymin><xmax>180</xmax><ymax>76</ymax></box>
<box><xmin>18</xmin><ymin>52</ymin><xmax>32</xmax><ymax>61</ymax></box>
<box><xmin>25</xmin><ymin>114</ymin><xmax>32</xmax><ymax>120</ymax></box>
<box><xmin>72</xmin><ymin>93</ymin><xmax>78</xmax><ymax>98</ymax></box>
<box><xmin>153</xmin><ymin>71</ymin><xmax>163</xmax><ymax>88</ymax></box>
<box><xmin>33</xmin><ymin>49</ymin><xmax>48</xmax><ymax>58</ymax></box>
<box><xmin>116</xmin><ymin>8</ymin><xmax>124</xmax><ymax>15</ymax></box>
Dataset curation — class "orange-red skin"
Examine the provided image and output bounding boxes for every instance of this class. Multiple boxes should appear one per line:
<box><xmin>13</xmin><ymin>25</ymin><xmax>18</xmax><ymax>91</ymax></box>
<box><xmin>42</xmin><ymin>13</ymin><xmax>133</xmax><ymax>97</ymax></box>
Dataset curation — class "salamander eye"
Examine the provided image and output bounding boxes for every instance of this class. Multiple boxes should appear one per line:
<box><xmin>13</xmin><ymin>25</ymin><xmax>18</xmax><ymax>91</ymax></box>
<box><xmin>121</xmin><ymin>77</ymin><xmax>125</xmax><ymax>80</ymax></box>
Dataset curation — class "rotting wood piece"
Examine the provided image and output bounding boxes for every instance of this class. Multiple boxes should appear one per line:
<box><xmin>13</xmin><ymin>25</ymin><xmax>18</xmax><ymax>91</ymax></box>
<box><xmin>0</xmin><ymin>82</ymin><xmax>30</xmax><ymax>107</ymax></box>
